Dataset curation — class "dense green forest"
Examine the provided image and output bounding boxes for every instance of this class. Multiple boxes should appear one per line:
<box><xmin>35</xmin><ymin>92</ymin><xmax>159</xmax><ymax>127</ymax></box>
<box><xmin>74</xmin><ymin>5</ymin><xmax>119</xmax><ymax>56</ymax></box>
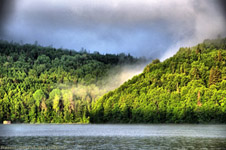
<box><xmin>1</xmin><ymin>38</ymin><xmax>226</xmax><ymax>124</ymax></box>
<box><xmin>0</xmin><ymin>40</ymin><xmax>144</xmax><ymax>123</ymax></box>
<box><xmin>91</xmin><ymin>38</ymin><xmax>226</xmax><ymax>123</ymax></box>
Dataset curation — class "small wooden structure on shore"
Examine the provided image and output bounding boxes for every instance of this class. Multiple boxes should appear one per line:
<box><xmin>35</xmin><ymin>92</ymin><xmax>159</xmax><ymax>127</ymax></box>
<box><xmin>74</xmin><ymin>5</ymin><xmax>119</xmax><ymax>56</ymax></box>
<box><xmin>3</xmin><ymin>121</ymin><xmax>11</xmax><ymax>124</ymax></box>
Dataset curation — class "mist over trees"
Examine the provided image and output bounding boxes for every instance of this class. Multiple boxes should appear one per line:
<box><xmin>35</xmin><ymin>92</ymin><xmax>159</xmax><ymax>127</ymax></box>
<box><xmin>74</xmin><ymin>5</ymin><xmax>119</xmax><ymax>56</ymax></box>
<box><xmin>91</xmin><ymin>38</ymin><xmax>226</xmax><ymax>123</ymax></box>
<box><xmin>0</xmin><ymin>40</ymin><xmax>144</xmax><ymax>123</ymax></box>
<box><xmin>1</xmin><ymin>38</ymin><xmax>226</xmax><ymax>124</ymax></box>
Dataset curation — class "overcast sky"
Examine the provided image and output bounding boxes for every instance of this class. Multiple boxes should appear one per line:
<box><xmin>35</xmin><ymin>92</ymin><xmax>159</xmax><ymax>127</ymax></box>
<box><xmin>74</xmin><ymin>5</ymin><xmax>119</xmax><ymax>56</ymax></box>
<box><xmin>0</xmin><ymin>0</ymin><xmax>226</xmax><ymax>60</ymax></box>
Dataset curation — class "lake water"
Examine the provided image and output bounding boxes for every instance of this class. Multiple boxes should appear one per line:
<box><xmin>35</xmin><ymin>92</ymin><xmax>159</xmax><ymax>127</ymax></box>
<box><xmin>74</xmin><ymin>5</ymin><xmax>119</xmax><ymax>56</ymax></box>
<box><xmin>0</xmin><ymin>124</ymin><xmax>226</xmax><ymax>149</ymax></box>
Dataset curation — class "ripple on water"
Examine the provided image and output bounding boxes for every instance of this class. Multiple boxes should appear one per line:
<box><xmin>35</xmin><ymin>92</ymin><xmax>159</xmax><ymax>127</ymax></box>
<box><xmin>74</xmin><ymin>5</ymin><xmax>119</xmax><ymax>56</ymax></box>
<box><xmin>0</xmin><ymin>124</ymin><xmax>226</xmax><ymax>149</ymax></box>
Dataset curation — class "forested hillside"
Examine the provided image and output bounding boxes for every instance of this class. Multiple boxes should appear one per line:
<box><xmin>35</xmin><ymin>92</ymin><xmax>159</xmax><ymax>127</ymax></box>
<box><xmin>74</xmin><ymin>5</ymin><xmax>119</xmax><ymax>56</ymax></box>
<box><xmin>91</xmin><ymin>38</ymin><xmax>226</xmax><ymax>123</ymax></box>
<box><xmin>0</xmin><ymin>40</ymin><xmax>143</xmax><ymax>123</ymax></box>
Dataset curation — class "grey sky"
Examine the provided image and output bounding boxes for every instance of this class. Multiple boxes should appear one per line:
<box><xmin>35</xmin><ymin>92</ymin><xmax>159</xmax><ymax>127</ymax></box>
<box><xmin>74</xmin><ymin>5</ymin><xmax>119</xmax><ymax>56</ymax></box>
<box><xmin>0</xmin><ymin>0</ymin><xmax>226</xmax><ymax>60</ymax></box>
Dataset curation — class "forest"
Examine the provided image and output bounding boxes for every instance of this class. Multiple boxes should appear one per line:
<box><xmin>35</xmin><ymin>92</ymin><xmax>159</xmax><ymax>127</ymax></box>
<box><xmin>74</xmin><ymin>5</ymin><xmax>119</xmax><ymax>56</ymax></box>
<box><xmin>0</xmin><ymin>40</ymin><xmax>144</xmax><ymax>123</ymax></box>
<box><xmin>1</xmin><ymin>38</ymin><xmax>226</xmax><ymax>124</ymax></box>
<box><xmin>91</xmin><ymin>38</ymin><xmax>226</xmax><ymax>123</ymax></box>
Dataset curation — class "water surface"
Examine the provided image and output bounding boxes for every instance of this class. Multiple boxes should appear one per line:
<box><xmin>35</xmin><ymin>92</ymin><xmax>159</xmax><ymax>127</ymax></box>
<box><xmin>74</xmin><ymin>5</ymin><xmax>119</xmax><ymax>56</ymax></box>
<box><xmin>0</xmin><ymin>124</ymin><xmax>226</xmax><ymax>149</ymax></box>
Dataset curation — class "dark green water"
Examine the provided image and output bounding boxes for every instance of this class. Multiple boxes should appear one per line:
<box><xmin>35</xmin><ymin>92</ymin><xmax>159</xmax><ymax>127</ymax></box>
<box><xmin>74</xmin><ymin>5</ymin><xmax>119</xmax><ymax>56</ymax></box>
<box><xmin>0</xmin><ymin>124</ymin><xmax>226</xmax><ymax>149</ymax></box>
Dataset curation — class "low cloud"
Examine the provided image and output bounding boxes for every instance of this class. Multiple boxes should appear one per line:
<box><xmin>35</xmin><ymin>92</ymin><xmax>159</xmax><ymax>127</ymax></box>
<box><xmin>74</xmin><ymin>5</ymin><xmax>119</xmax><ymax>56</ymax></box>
<box><xmin>1</xmin><ymin>0</ymin><xmax>226</xmax><ymax>59</ymax></box>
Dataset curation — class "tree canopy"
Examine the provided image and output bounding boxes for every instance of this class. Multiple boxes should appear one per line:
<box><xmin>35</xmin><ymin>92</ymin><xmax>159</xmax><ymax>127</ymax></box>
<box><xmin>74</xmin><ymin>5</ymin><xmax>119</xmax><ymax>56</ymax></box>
<box><xmin>91</xmin><ymin>38</ymin><xmax>226</xmax><ymax>123</ymax></box>
<box><xmin>0</xmin><ymin>40</ymin><xmax>143</xmax><ymax>123</ymax></box>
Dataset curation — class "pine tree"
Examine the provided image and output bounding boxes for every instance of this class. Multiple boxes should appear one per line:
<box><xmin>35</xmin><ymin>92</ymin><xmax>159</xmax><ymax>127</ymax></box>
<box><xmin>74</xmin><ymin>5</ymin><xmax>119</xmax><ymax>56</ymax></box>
<box><xmin>209</xmin><ymin>67</ymin><xmax>221</xmax><ymax>87</ymax></box>
<box><xmin>218</xmin><ymin>51</ymin><xmax>222</xmax><ymax>61</ymax></box>
<box><xmin>197</xmin><ymin>91</ymin><xmax>202</xmax><ymax>107</ymax></box>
